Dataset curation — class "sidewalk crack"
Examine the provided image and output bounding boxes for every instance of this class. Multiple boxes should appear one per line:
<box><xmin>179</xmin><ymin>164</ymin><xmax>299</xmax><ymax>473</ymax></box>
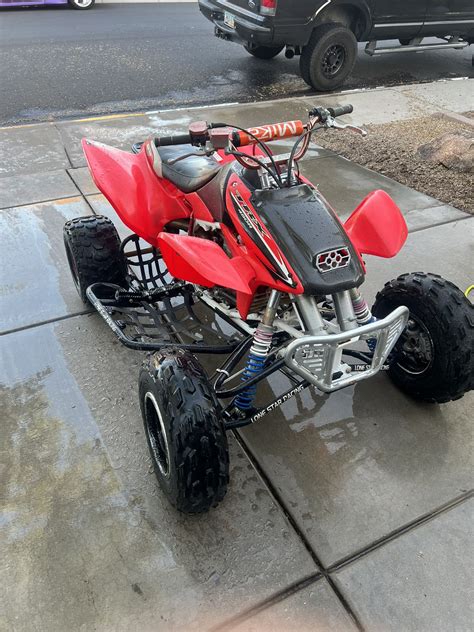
<box><xmin>53</xmin><ymin>121</ymin><xmax>73</xmax><ymax>169</ymax></box>
<box><xmin>327</xmin><ymin>489</ymin><xmax>474</xmax><ymax>574</ymax></box>
<box><xmin>232</xmin><ymin>431</ymin><xmax>366</xmax><ymax>632</ymax></box>
<box><xmin>209</xmin><ymin>572</ymin><xmax>324</xmax><ymax>632</ymax></box>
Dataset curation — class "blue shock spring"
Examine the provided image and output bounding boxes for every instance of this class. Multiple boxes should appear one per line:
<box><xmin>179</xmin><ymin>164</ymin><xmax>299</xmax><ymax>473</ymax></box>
<box><xmin>367</xmin><ymin>325</ymin><xmax>377</xmax><ymax>353</ymax></box>
<box><xmin>234</xmin><ymin>351</ymin><xmax>267</xmax><ymax>410</ymax></box>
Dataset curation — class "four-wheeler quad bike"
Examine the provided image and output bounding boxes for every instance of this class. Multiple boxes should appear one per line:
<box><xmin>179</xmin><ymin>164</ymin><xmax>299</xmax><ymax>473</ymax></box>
<box><xmin>64</xmin><ymin>104</ymin><xmax>474</xmax><ymax>513</ymax></box>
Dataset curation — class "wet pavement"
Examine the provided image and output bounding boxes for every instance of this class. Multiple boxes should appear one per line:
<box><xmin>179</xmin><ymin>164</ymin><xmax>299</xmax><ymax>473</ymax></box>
<box><xmin>1</xmin><ymin>3</ymin><xmax>473</xmax><ymax>125</ymax></box>
<box><xmin>1</xmin><ymin>83</ymin><xmax>473</xmax><ymax>631</ymax></box>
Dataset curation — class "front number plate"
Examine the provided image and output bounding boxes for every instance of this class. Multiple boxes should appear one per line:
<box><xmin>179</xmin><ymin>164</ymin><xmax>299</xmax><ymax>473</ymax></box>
<box><xmin>224</xmin><ymin>11</ymin><xmax>235</xmax><ymax>29</ymax></box>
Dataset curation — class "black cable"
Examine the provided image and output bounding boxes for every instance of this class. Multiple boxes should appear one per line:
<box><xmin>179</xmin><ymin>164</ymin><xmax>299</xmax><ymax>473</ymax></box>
<box><xmin>287</xmin><ymin>124</ymin><xmax>324</xmax><ymax>187</ymax></box>
<box><xmin>226</xmin><ymin>148</ymin><xmax>283</xmax><ymax>187</ymax></box>
<box><xmin>214</xmin><ymin>121</ymin><xmax>283</xmax><ymax>187</ymax></box>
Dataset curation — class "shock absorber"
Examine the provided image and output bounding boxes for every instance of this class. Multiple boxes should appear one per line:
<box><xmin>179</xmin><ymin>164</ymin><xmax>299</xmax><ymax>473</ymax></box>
<box><xmin>234</xmin><ymin>323</ymin><xmax>274</xmax><ymax>410</ymax></box>
<box><xmin>234</xmin><ymin>291</ymin><xmax>280</xmax><ymax>411</ymax></box>
<box><xmin>350</xmin><ymin>288</ymin><xmax>377</xmax><ymax>351</ymax></box>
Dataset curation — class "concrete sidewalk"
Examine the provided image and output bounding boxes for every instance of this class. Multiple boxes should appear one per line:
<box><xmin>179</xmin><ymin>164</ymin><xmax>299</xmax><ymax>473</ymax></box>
<box><xmin>1</xmin><ymin>80</ymin><xmax>473</xmax><ymax>632</ymax></box>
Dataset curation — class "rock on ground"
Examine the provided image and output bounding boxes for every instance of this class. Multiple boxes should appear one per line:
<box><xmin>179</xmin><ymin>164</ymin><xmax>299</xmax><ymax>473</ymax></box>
<box><xmin>418</xmin><ymin>133</ymin><xmax>474</xmax><ymax>174</ymax></box>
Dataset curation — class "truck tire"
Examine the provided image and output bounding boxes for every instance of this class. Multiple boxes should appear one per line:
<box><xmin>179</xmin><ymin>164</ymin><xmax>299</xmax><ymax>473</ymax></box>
<box><xmin>244</xmin><ymin>43</ymin><xmax>284</xmax><ymax>59</ymax></box>
<box><xmin>372</xmin><ymin>272</ymin><xmax>474</xmax><ymax>403</ymax></box>
<box><xmin>139</xmin><ymin>349</ymin><xmax>229</xmax><ymax>513</ymax></box>
<box><xmin>300</xmin><ymin>23</ymin><xmax>357</xmax><ymax>91</ymax></box>
<box><xmin>63</xmin><ymin>215</ymin><xmax>127</xmax><ymax>303</ymax></box>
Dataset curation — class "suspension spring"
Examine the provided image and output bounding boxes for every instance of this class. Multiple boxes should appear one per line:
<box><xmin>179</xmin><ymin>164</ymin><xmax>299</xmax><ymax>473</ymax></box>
<box><xmin>234</xmin><ymin>323</ymin><xmax>274</xmax><ymax>410</ymax></box>
<box><xmin>350</xmin><ymin>288</ymin><xmax>377</xmax><ymax>352</ymax></box>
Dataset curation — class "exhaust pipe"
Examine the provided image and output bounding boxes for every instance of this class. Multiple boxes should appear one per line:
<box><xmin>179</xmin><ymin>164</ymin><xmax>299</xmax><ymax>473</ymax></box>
<box><xmin>285</xmin><ymin>46</ymin><xmax>295</xmax><ymax>59</ymax></box>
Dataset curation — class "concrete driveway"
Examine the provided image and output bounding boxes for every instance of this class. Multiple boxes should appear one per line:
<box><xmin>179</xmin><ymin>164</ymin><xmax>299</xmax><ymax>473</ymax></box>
<box><xmin>1</xmin><ymin>82</ymin><xmax>473</xmax><ymax>631</ymax></box>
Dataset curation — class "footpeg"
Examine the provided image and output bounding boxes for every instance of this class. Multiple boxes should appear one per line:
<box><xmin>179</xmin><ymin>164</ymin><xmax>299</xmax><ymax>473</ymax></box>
<box><xmin>115</xmin><ymin>281</ymin><xmax>194</xmax><ymax>304</ymax></box>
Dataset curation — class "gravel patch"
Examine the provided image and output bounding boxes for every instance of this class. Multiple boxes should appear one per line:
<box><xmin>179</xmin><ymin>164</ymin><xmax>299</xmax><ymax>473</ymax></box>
<box><xmin>316</xmin><ymin>114</ymin><xmax>474</xmax><ymax>214</ymax></box>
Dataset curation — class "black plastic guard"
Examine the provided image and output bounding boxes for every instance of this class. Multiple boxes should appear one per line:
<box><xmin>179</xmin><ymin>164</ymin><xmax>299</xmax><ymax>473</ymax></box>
<box><xmin>251</xmin><ymin>185</ymin><xmax>365</xmax><ymax>295</ymax></box>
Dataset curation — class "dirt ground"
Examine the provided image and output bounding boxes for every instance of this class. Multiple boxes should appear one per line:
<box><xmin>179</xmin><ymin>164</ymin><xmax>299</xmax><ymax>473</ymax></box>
<box><xmin>316</xmin><ymin>113</ymin><xmax>474</xmax><ymax>214</ymax></box>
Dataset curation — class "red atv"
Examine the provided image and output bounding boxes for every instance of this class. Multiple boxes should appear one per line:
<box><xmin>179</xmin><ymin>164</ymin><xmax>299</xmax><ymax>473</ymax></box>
<box><xmin>64</xmin><ymin>104</ymin><xmax>473</xmax><ymax>513</ymax></box>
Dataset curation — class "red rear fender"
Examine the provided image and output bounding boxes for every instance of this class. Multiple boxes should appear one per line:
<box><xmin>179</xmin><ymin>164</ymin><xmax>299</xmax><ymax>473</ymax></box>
<box><xmin>344</xmin><ymin>189</ymin><xmax>407</xmax><ymax>258</ymax></box>
<box><xmin>82</xmin><ymin>139</ymin><xmax>189</xmax><ymax>245</ymax></box>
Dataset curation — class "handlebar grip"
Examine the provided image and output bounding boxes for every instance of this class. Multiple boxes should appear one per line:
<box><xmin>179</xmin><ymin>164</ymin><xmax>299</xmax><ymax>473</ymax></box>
<box><xmin>154</xmin><ymin>133</ymin><xmax>192</xmax><ymax>147</ymax></box>
<box><xmin>328</xmin><ymin>104</ymin><xmax>353</xmax><ymax>118</ymax></box>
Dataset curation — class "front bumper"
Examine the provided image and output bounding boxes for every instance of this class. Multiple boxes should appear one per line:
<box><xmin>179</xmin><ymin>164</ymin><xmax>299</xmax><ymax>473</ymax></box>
<box><xmin>198</xmin><ymin>0</ymin><xmax>273</xmax><ymax>46</ymax></box>
<box><xmin>283</xmin><ymin>306</ymin><xmax>409</xmax><ymax>393</ymax></box>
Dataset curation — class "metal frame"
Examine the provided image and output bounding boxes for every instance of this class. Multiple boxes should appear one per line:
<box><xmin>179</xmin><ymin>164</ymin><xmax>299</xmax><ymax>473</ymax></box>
<box><xmin>284</xmin><ymin>306</ymin><xmax>409</xmax><ymax>392</ymax></box>
<box><xmin>86</xmin><ymin>234</ymin><xmax>407</xmax><ymax>431</ymax></box>
<box><xmin>86</xmin><ymin>233</ymin><xmax>243</xmax><ymax>354</ymax></box>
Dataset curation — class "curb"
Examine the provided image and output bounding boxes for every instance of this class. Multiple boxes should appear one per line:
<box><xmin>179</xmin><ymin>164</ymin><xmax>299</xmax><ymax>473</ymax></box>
<box><xmin>0</xmin><ymin>76</ymin><xmax>471</xmax><ymax>131</ymax></box>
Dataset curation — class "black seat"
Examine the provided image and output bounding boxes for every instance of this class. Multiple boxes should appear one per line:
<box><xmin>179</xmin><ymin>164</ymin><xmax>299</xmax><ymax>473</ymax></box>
<box><xmin>197</xmin><ymin>163</ymin><xmax>234</xmax><ymax>222</ymax></box>
<box><xmin>157</xmin><ymin>145</ymin><xmax>221</xmax><ymax>194</ymax></box>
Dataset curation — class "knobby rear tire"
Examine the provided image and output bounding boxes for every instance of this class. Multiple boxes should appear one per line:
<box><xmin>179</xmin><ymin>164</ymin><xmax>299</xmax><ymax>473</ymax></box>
<box><xmin>63</xmin><ymin>215</ymin><xmax>127</xmax><ymax>304</ymax></box>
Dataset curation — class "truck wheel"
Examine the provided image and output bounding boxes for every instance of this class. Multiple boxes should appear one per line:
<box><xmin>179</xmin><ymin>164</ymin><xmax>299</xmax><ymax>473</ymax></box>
<box><xmin>139</xmin><ymin>349</ymin><xmax>229</xmax><ymax>513</ymax></box>
<box><xmin>399</xmin><ymin>39</ymin><xmax>411</xmax><ymax>46</ymax></box>
<box><xmin>372</xmin><ymin>273</ymin><xmax>474</xmax><ymax>403</ymax></box>
<box><xmin>68</xmin><ymin>0</ymin><xmax>95</xmax><ymax>8</ymax></box>
<box><xmin>63</xmin><ymin>215</ymin><xmax>127</xmax><ymax>303</ymax></box>
<box><xmin>244</xmin><ymin>43</ymin><xmax>284</xmax><ymax>59</ymax></box>
<box><xmin>300</xmin><ymin>23</ymin><xmax>357</xmax><ymax>91</ymax></box>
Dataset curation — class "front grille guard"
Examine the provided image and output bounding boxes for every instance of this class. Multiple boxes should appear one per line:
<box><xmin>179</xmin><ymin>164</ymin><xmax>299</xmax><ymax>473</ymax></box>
<box><xmin>283</xmin><ymin>306</ymin><xmax>409</xmax><ymax>393</ymax></box>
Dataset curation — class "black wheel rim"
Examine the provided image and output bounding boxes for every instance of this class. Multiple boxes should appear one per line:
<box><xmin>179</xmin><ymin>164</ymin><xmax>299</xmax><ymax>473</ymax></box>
<box><xmin>65</xmin><ymin>240</ymin><xmax>81</xmax><ymax>294</ymax></box>
<box><xmin>144</xmin><ymin>392</ymin><xmax>171</xmax><ymax>478</ymax></box>
<box><xmin>321</xmin><ymin>44</ymin><xmax>346</xmax><ymax>78</ymax></box>
<box><xmin>394</xmin><ymin>315</ymin><xmax>434</xmax><ymax>375</ymax></box>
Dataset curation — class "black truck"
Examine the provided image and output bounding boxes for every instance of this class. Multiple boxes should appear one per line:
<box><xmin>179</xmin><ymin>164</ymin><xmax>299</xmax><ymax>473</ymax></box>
<box><xmin>198</xmin><ymin>0</ymin><xmax>474</xmax><ymax>91</ymax></box>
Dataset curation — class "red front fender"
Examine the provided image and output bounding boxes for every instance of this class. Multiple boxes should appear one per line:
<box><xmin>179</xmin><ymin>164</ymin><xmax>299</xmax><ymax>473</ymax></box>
<box><xmin>344</xmin><ymin>189</ymin><xmax>408</xmax><ymax>258</ymax></box>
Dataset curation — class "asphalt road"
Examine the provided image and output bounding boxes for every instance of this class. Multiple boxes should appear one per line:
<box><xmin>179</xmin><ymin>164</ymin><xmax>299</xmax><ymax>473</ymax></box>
<box><xmin>0</xmin><ymin>2</ymin><xmax>472</xmax><ymax>125</ymax></box>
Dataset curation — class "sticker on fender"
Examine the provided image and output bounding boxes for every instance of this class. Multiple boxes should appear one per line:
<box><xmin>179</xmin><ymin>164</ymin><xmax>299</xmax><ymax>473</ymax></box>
<box><xmin>250</xmin><ymin>383</ymin><xmax>307</xmax><ymax>423</ymax></box>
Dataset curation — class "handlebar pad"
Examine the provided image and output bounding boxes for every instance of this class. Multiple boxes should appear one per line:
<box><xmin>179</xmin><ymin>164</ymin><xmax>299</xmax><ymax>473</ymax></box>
<box><xmin>328</xmin><ymin>104</ymin><xmax>353</xmax><ymax>118</ymax></box>
<box><xmin>154</xmin><ymin>133</ymin><xmax>192</xmax><ymax>147</ymax></box>
<box><xmin>233</xmin><ymin>121</ymin><xmax>305</xmax><ymax>147</ymax></box>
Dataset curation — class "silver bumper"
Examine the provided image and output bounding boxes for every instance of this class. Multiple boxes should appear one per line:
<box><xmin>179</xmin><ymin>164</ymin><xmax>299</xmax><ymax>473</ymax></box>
<box><xmin>283</xmin><ymin>306</ymin><xmax>409</xmax><ymax>392</ymax></box>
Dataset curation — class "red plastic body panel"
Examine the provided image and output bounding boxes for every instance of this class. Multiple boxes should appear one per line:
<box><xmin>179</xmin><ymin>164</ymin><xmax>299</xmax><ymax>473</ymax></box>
<box><xmin>83</xmin><ymin>135</ymin><xmax>407</xmax><ymax>320</ymax></box>
<box><xmin>344</xmin><ymin>190</ymin><xmax>408</xmax><ymax>258</ymax></box>
<box><xmin>225</xmin><ymin>173</ymin><xmax>304</xmax><ymax>291</ymax></box>
<box><xmin>82</xmin><ymin>139</ymin><xmax>191</xmax><ymax>246</ymax></box>
<box><xmin>157</xmin><ymin>233</ymin><xmax>254</xmax><ymax>294</ymax></box>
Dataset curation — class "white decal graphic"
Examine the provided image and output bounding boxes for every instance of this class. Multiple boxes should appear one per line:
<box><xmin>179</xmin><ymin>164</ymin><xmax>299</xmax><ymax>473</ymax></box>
<box><xmin>231</xmin><ymin>190</ymin><xmax>295</xmax><ymax>286</ymax></box>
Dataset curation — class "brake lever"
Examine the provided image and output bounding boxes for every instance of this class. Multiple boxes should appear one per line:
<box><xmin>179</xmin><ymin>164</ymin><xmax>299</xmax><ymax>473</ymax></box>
<box><xmin>326</xmin><ymin>116</ymin><xmax>367</xmax><ymax>137</ymax></box>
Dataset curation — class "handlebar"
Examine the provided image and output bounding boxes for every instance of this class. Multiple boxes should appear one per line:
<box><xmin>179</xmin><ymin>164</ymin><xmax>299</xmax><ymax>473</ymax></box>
<box><xmin>327</xmin><ymin>104</ymin><xmax>354</xmax><ymax>118</ymax></box>
<box><xmin>152</xmin><ymin>103</ymin><xmax>355</xmax><ymax>148</ymax></box>
<box><xmin>154</xmin><ymin>133</ymin><xmax>192</xmax><ymax>147</ymax></box>
<box><xmin>232</xmin><ymin>120</ymin><xmax>305</xmax><ymax>148</ymax></box>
